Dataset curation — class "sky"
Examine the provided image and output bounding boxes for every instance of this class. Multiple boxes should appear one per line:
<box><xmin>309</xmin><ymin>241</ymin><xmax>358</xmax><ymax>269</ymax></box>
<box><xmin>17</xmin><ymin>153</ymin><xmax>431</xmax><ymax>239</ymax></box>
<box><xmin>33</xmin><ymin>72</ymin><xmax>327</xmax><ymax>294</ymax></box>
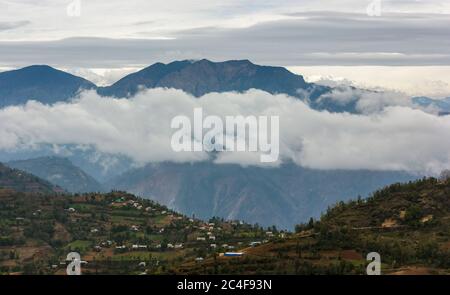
<box><xmin>0</xmin><ymin>0</ymin><xmax>450</xmax><ymax>96</ymax></box>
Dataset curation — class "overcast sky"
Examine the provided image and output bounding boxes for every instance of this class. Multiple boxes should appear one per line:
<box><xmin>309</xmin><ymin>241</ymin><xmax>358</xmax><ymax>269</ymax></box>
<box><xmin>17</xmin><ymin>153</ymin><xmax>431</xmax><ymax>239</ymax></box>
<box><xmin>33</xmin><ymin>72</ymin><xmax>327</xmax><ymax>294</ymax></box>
<box><xmin>1</xmin><ymin>0</ymin><xmax>450</xmax><ymax>96</ymax></box>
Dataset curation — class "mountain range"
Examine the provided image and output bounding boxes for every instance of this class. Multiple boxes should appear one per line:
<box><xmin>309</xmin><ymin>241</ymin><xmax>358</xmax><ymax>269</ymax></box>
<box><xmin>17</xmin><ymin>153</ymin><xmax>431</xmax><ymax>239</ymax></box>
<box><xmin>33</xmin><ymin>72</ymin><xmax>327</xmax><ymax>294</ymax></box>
<box><xmin>1</xmin><ymin>60</ymin><xmax>448</xmax><ymax>114</ymax></box>
<box><xmin>0</xmin><ymin>59</ymin><xmax>431</xmax><ymax>228</ymax></box>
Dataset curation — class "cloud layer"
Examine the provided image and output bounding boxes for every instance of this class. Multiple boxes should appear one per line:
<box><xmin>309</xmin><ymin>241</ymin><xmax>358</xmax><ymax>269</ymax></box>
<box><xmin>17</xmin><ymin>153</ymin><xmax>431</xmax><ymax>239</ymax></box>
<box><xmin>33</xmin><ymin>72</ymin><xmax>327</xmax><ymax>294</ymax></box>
<box><xmin>1</xmin><ymin>11</ymin><xmax>450</xmax><ymax>68</ymax></box>
<box><xmin>1</xmin><ymin>88</ymin><xmax>449</xmax><ymax>175</ymax></box>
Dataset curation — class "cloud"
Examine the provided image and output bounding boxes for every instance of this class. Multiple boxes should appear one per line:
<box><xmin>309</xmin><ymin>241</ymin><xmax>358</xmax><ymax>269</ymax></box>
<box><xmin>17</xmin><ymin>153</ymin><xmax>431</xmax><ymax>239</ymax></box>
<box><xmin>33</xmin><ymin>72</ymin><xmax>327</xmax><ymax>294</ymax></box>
<box><xmin>1</xmin><ymin>11</ymin><xmax>450</xmax><ymax>68</ymax></box>
<box><xmin>0</xmin><ymin>20</ymin><xmax>30</xmax><ymax>31</ymax></box>
<box><xmin>0</xmin><ymin>88</ymin><xmax>449</xmax><ymax>175</ymax></box>
<box><xmin>317</xmin><ymin>85</ymin><xmax>413</xmax><ymax>114</ymax></box>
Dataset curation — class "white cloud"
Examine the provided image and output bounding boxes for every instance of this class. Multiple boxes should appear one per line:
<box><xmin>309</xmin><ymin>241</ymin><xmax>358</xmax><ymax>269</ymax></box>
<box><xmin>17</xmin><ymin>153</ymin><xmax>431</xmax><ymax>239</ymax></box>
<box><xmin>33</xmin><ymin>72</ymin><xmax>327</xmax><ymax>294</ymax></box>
<box><xmin>317</xmin><ymin>85</ymin><xmax>413</xmax><ymax>114</ymax></box>
<box><xmin>294</xmin><ymin>66</ymin><xmax>450</xmax><ymax>98</ymax></box>
<box><xmin>0</xmin><ymin>88</ymin><xmax>449</xmax><ymax>175</ymax></box>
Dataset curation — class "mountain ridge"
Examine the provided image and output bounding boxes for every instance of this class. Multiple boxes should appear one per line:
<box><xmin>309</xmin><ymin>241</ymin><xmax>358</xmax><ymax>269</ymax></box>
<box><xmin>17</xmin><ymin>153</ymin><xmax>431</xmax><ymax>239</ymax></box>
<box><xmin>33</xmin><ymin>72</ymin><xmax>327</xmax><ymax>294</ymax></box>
<box><xmin>0</xmin><ymin>162</ymin><xmax>63</xmax><ymax>194</ymax></box>
<box><xmin>2</xmin><ymin>60</ymin><xmax>449</xmax><ymax>115</ymax></box>
<box><xmin>7</xmin><ymin>156</ymin><xmax>103</xmax><ymax>193</ymax></box>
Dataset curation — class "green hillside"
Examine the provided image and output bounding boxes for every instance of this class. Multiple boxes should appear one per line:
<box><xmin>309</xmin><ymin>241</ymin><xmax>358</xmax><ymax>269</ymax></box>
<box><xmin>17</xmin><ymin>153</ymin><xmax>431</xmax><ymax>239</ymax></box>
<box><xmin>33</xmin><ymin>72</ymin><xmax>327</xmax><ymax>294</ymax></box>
<box><xmin>0</xmin><ymin>163</ymin><xmax>62</xmax><ymax>194</ymax></box>
<box><xmin>188</xmin><ymin>177</ymin><xmax>450</xmax><ymax>275</ymax></box>
<box><xmin>0</xmin><ymin>176</ymin><xmax>449</xmax><ymax>275</ymax></box>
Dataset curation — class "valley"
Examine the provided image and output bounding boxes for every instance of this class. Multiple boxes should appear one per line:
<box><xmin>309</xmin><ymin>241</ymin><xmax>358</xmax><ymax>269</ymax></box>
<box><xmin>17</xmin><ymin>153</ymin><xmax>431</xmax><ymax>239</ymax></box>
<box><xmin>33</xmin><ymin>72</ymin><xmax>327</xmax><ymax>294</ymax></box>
<box><xmin>0</xmin><ymin>171</ymin><xmax>448</xmax><ymax>275</ymax></box>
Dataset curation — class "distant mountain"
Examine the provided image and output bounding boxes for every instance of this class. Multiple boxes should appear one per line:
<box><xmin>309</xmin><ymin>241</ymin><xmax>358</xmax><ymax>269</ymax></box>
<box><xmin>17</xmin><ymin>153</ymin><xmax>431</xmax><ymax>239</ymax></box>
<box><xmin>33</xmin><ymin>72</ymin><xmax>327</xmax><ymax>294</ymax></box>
<box><xmin>0</xmin><ymin>65</ymin><xmax>95</xmax><ymax>107</ymax></box>
<box><xmin>2</xmin><ymin>61</ymin><xmax>450</xmax><ymax>115</ymax></box>
<box><xmin>7</xmin><ymin>157</ymin><xmax>102</xmax><ymax>193</ymax></box>
<box><xmin>0</xmin><ymin>162</ymin><xmax>62</xmax><ymax>193</ymax></box>
<box><xmin>98</xmin><ymin>59</ymin><xmax>330</xmax><ymax>102</ymax></box>
<box><xmin>0</xmin><ymin>145</ymin><xmax>134</xmax><ymax>183</ymax></box>
<box><xmin>412</xmin><ymin>96</ymin><xmax>450</xmax><ymax>115</ymax></box>
<box><xmin>105</xmin><ymin>162</ymin><xmax>416</xmax><ymax>229</ymax></box>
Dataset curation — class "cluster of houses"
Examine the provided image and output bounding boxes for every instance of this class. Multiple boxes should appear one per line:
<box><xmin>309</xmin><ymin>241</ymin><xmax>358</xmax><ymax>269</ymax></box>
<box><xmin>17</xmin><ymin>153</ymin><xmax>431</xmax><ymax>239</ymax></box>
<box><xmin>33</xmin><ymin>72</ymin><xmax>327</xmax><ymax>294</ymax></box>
<box><xmin>63</xmin><ymin>195</ymin><xmax>286</xmax><ymax>266</ymax></box>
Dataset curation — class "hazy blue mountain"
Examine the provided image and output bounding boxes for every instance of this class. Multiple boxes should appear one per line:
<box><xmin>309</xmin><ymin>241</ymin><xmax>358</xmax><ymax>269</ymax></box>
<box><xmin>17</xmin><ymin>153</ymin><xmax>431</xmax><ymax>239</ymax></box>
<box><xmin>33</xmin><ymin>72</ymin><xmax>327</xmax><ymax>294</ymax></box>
<box><xmin>105</xmin><ymin>161</ymin><xmax>417</xmax><ymax>229</ymax></box>
<box><xmin>7</xmin><ymin>156</ymin><xmax>103</xmax><ymax>193</ymax></box>
<box><xmin>98</xmin><ymin>59</ymin><xmax>330</xmax><ymax>102</ymax></box>
<box><xmin>0</xmin><ymin>162</ymin><xmax>62</xmax><ymax>194</ymax></box>
<box><xmin>0</xmin><ymin>144</ymin><xmax>134</xmax><ymax>183</ymax></box>
<box><xmin>3</xmin><ymin>61</ymin><xmax>450</xmax><ymax>115</ymax></box>
<box><xmin>412</xmin><ymin>96</ymin><xmax>450</xmax><ymax>115</ymax></box>
<box><xmin>0</xmin><ymin>65</ymin><xmax>96</xmax><ymax>107</ymax></box>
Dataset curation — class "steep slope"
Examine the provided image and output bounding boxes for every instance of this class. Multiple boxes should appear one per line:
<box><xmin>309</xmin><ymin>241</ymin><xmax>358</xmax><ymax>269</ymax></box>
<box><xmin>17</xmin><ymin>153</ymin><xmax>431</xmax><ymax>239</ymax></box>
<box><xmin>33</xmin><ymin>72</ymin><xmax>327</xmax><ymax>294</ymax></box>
<box><xmin>0</xmin><ymin>162</ymin><xmax>62</xmax><ymax>193</ymax></box>
<box><xmin>0</xmin><ymin>65</ymin><xmax>96</xmax><ymax>107</ymax></box>
<box><xmin>105</xmin><ymin>162</ymin><xmax>415</xmax><ymax>229</ymax></box>
<box><xmin>97</xmin><ymin>60</ymin><xmax>193</xmax><ymax>97</ymax></box>
<box><xmin>7</xmin><ymin>157</ymin><xmax>102</xmax><ymax>193</ymax></box>
<box><xmin>183</xmin><ymin>177</ymin><xmax>450</xmax><ymax>275</ymax></box>
<box><xmin>321</xmin><ymin>177</ymin><xmax>450</xmax><ymax>228</ymax></box>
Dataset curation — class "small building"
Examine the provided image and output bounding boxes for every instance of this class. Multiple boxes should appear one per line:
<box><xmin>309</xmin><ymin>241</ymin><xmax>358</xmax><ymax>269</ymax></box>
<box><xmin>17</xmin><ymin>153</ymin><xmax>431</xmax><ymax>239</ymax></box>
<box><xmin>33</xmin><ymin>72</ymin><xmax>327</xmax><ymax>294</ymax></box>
<box><xmin>132</xmin><ymin>244</ymin><xmax>147</xmax><ymax>250</ymax></box>
<box><xmin>196</xmin><ymin>237</ymin><xmax>206</xmax><ymax>241</ymax></box>
<box><xmin>195</xmin><ymin>257</ymin><xmax>204</xmax><ymax>263</ymax></box>
<box><xmin>224</xmin><ymin>252</ymin><xmax>244</xmax><ymax>257</ymax></box>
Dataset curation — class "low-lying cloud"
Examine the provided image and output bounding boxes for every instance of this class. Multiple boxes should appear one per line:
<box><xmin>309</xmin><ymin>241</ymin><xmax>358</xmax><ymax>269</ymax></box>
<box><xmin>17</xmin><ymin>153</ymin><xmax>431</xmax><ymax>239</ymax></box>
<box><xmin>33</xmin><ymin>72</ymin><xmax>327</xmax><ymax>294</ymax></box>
<box><xmin>1</xmin><ymin>88</ymin><xmax>449</xmax><ymax>175</ymax></box>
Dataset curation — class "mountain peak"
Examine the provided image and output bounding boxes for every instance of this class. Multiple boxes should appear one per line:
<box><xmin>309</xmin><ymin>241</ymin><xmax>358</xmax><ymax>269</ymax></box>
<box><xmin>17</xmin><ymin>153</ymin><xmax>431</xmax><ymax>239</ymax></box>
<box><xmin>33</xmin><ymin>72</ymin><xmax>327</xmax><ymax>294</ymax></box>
<box><xmin>0</xmin><ymin>65</ymin><xmax>96</xmax><ymax>107</ymax></box>
<box><xmin>99</xmin><ymin>59</ymin><xmax>314</xmax><ymax>98</ymax></box>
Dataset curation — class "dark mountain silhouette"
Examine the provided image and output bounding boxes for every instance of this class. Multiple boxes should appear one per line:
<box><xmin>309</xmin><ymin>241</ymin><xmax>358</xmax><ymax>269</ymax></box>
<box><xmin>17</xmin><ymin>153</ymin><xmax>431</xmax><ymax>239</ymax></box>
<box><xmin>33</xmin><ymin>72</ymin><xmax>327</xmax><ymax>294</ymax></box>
<box><xmin>98</xmin><ymin>59</ymin><xmax>330</xmax><ymax>101</ymax></box>
<box><xmin>0</xmin><ymin>65</ymin><xmax>95</xmax><ymax>107</ymax></box>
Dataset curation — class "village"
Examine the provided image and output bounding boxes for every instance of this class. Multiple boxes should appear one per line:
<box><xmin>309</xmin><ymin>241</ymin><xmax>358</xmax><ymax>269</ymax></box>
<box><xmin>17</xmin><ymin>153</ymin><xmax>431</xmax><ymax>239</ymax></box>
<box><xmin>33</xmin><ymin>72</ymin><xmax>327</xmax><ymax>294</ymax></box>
<box><xmin>0</xmin><ymin>190</ymin><xmax>288</xmax><ymax>275</ymax></box>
